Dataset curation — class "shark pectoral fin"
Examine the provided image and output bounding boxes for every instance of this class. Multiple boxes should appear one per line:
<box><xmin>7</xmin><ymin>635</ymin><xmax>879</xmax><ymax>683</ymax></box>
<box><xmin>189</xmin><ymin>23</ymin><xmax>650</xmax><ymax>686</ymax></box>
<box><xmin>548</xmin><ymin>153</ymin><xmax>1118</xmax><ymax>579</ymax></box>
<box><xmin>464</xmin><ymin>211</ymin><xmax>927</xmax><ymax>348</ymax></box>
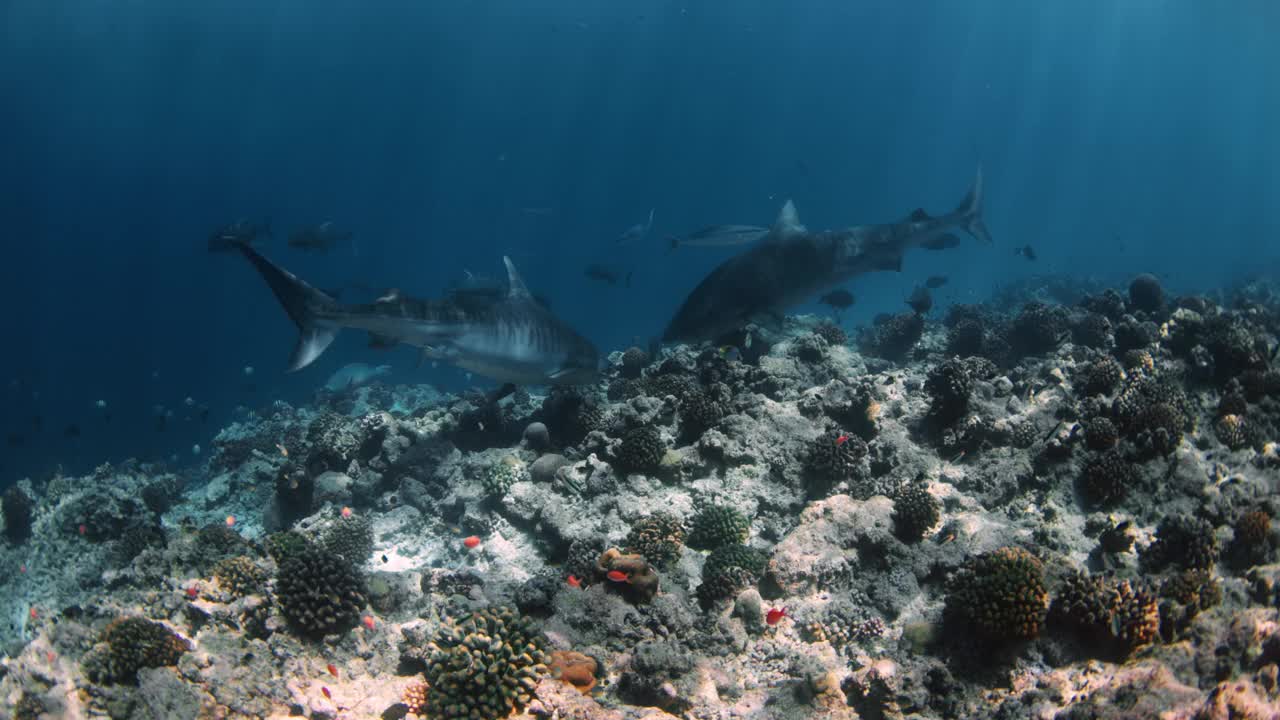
<box><xmin>289</xmin><ymin>326</ymin><xmax>338</xmax><ymax>372</ymax></box>
<box><xmin>547</xmin><ymin>367</ymin><xmax>576</xmax><ymax>382</ymax></box>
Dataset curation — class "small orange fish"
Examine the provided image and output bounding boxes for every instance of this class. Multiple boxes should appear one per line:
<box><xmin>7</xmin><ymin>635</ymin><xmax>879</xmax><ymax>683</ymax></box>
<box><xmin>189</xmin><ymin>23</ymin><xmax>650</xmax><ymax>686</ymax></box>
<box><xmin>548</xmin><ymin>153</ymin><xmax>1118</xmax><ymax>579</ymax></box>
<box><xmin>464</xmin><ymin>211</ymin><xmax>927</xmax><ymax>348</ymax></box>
<box><xmin>341</xmin><ymin>506</ymin><xmax>353</xmax><ymax>519</ymax></box>
<box><xmin>29</xmin><ymin>607</ymin><xmax>38</xmax><ymax>620</ymax></box>
<box><xmin>326</xmin><ymin>663</ymin><xmax>338</xmax><ymax>678</ymax></box>
<box><xmin>321</xmin><ymin>686</ymin><xmax>331</xmax><ymax>700</ymax></box>
<box><xmin>462</xmin><ymin>535</ymin><xmax>481</xmax><ymax>549</ymax></box>
<box><xmin>78</xmin><ymin>524</ymin><xmax>87</xmax><ymax>536</ymax></box>
<box><xmin>19</xmin><ymin>564</ymin><xmax>26</xmax><ymax>573</ymax></box>
<box><xmin>566</xmin><ymin>574</ymin><xmax>582</xmax><ymax>588</ymax></box>
<box><xmin>606</xmin><ymin>570</ymin><xmax>630</xmax><ymax>583</ymax></box>
<box><xmin>835</xmin><ymin>434</ymin><xmax>849</xmax><ymax>447</ymax></box>
<box><xmin>46</xmin><ymin>650</ymin><xmax>56</xmax><ymax>663</ymax></box>
<box><xmin>276</xmin><ymin>443</ymin><xmax>289</xmax><ymax>457</ymax></box>
<box><xmin>362</xmin><ymin>615</ymin><xmax>376</xmax><ymax>630</ymax></box>
<box><xmin>766</xmin><ymin>607</ymin><xmax>788</xmax><ymax>625</ymax></box>
<box><xmin>225</xmin><ymin>515</ymin><xmax>236</xmax><ymax>528</ymax></box>
<box><xmin>186</xmin><ymin>586</ymin><xmax>199</xmax><ymax>599</ymax></box>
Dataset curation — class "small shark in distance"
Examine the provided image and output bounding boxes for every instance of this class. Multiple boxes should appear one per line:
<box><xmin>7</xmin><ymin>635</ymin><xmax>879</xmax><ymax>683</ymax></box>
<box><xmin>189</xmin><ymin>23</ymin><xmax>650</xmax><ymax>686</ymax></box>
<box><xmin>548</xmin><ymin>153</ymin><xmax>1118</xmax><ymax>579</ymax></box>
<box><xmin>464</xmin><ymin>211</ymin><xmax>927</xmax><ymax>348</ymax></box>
<box><xmin>288</xmin><ymin>221</ymin><xmax>354</xmax><ymax>253</ymax></box>
<box><xmin>207</xmin><ymin>218</ymin><xmax>272</xmax><ymax>253</ymax></box>
<box><xmin>663</xmin><ymin>168</ymin><xmax>991</xmax><ymax>343</ymax></box>
<box><xmin>232</xmin><ymin>244</ymin><xmax>600</xmax><ymax>386</ymax></box>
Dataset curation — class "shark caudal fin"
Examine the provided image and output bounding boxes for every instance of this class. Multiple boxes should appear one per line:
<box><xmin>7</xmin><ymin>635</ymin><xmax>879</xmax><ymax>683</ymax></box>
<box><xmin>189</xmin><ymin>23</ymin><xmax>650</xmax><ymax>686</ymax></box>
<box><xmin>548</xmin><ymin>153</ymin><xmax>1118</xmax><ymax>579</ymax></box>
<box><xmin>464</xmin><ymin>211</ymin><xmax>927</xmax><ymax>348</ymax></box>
<box><xmin>235</xmin><ymin>242</ymin><xmax>340</xmax><ymax>372</ymax></box>
<box><xmin>954</xmin><ymin>166</ymin><xmax>992</xmax><ymax>244</ymax></box>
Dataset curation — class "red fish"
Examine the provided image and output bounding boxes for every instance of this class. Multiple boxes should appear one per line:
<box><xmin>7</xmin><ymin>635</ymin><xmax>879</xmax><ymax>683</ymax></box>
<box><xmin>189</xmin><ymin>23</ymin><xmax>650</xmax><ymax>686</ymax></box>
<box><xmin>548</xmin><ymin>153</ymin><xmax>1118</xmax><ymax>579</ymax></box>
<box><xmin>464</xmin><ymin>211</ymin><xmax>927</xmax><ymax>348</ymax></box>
<box><xmin>606</xmin><ymin>570</ymin><xmax>631</xmax><ymax>583</ymax></box>
<box><xmin>28</xmin><ymin>607</ymin><xmax>38</xmax><ymax>621</ymax></box>
<box><xmin>566</xmin><ymin>574</ymin><xmax>582</xmax><ymax>588</ymax></box>
<box><xmin>46</xmin><ymin>651</ymin><xmax>56</xmax><ymax>663</ymax></box>
<box><xmin>78</xmin><ymin>524</ymin><xmax>87</xmax><ymax>536</ymax></box>
<box><xmin>462</xmin><ymin>535</ymin><xmax>481</xmax><ymax>549</ymax></box>
<box><xmin>321</xmin><ymin>686</ymin><xmax>332</xmax><ymax>700</ymax></box>
<box><xmin>19</xmin><ymin>564</ymin><xmax>26</xmax><ymax>574</ymax></box>
<box><xmin>834</xmin><ymin>434</ymin><xmax>849</xmax><ymax>447</ymax></box>
<box><xmin>341</xmin><ymin>506</ymin><xmax>353</xmax><ymax>519</ymax></box>
<box><xmin>766</xmin><ymin>607</ymin><xmax>788</xmax><ymax>626</ymax></box>
<box><xmin>186</xmin><ymin>586</ymin><xmax>199</xmax><ymax>599</ymax></box>
<box><xmin>326</xmin><ymin>663</ymin><xmax>338</xmax><ymax>678</ymax></box>
<box><xmin>362</xmin><ymin>615</ymin><xmax>376</xmax><ymax>630</ymax></box>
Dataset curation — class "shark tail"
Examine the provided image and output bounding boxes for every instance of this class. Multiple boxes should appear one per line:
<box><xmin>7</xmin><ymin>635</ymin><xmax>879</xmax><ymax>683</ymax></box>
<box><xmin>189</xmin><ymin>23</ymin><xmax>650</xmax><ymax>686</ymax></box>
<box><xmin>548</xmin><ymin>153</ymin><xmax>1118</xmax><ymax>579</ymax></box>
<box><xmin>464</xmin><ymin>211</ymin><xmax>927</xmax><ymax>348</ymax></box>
<box><xmin>955</xmin><ymin>167</ymin><xmax>992</xmax><ymax>244</ymax></box>
<box><xmin>234</xmin><ymin>242</ymin><xmax>341</xmax><ymax>372</ymax></box>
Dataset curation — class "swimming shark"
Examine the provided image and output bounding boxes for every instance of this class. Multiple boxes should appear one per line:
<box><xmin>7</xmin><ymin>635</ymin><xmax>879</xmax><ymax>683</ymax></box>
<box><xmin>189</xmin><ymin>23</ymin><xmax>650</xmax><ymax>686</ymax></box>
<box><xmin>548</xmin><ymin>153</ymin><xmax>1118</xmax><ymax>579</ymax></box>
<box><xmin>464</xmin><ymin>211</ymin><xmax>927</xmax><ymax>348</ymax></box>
<box><xmin>234</xmin><ymin>244</ymin><xmax>600</xmax><ymax>386</ymax></box>
<box><xmin>663</xmin><ymin>168</ymin><xmax>991</xmax><ymax>343</ymax></box>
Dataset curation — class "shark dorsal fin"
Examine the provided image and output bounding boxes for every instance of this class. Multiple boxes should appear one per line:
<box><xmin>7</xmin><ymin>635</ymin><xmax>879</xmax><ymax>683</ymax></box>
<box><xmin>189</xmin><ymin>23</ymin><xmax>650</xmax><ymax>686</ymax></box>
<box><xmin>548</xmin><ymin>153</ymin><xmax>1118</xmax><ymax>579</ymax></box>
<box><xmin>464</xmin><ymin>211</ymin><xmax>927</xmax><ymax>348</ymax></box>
<box><xmin>503</xmin><ymin>256</ymin><xmax>533</xmax><ymax>300</ymax></box>
<box><xmin>773</xmin><ymin>199</ymin><xmax>805</xmax><ymax>238</ymax></box>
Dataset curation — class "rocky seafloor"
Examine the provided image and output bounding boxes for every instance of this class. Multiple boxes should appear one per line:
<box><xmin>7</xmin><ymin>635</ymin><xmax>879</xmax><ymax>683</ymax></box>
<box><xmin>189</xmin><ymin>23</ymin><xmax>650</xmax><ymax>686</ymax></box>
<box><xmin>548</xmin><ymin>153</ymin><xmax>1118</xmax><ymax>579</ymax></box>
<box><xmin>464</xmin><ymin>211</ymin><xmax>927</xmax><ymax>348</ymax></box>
<box><xmin>3</xmin><ymin>273</ymin><xmax>1280</xmax><ymax>720</ymax></box>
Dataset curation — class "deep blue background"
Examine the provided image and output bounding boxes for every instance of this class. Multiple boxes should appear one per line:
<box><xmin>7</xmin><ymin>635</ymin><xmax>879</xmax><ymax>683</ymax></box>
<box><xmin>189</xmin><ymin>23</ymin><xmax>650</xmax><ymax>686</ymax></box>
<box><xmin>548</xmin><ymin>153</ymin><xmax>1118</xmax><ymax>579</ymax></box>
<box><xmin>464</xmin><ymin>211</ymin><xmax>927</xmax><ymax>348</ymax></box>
<box><xmin>2</xmin><ymin>1</ymin><xmax>1278</xmax><ymax>483</ymax></box>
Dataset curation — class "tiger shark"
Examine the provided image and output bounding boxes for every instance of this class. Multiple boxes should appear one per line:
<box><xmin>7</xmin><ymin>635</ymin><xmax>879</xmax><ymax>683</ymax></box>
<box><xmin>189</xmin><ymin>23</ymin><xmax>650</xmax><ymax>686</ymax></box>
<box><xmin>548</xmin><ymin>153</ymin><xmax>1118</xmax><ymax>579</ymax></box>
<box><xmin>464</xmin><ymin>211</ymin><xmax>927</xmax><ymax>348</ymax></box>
<box><xmin>234</xmin><ymin>243</ymin><xmax>600</xmax><ymax>386</ymax></box>
<box><xmin>663</xmin><ymin>168</ymin><xmax>991</xmax><ymax>343</ymax></box>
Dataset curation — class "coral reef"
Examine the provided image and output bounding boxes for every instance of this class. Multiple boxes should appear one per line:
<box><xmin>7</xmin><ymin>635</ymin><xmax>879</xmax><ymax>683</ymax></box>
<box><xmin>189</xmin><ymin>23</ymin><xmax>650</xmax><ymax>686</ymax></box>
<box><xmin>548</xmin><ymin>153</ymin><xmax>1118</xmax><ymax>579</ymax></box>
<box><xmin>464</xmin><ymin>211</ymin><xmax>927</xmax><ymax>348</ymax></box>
<box><xmin>2</xmin><ymin>273</ymin><xmax>1279</xmax><ymax>719</ymax></box>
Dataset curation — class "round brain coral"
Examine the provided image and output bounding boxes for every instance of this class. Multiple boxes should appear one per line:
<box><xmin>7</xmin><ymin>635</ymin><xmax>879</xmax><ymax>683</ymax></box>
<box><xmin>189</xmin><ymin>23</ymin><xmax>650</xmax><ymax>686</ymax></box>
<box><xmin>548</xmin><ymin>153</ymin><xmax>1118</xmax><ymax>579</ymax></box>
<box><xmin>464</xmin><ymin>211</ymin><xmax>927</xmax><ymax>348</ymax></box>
<box><xmin>805</xmin><ymin>430</ymin><xmax>869</xmax><ymax>497</ymax></box>
<box><xmin>275</xmin><ymin>546</ymin><xmax>367</xmax><ymax>636</ymax></box>
<box><xmin>212</xmin><ymin>555</ymin><xmax>267</xmax><ymax>598</ymax></box>
<box><xmin>925</xmin><ymin>358</ymin><xmax>975</xmax><ymax>426</ymax></box>
<box><xmin>1050</xmin><ymin>570</ymin><xmax>1113</xmax><ymax>632</ymax></box>
<box><xmin>318</xmin><ymin>513</ymin><xmax>375</xmax><ymax>564</ymax></box>
<box><xmin>1078</xmin><ymin>357</ymin><xmax>1123</xmax><ymax>397</ymax></box>
<box><xmin>892</xmin><ymin>482</ymin><xmax>940</xmax><ymax>542</ymax></box>
<box><xmin>1128</xmin><ymin>273</ymin><xmax>1164</xmax><ymax>314</ymax></box>
<box><xmin>680</xmin><ymin>389</ymin><xmax>727</xmax><ymax>438</ymax></box>
<box><xmin>946</xmin><ymin>318</ymin><xmax>986</xmax><ymax>356</ymax></box>
<box><xmin>814</xmin><ymin>322</ymin><xmax>848</xmax><ymax>347</ymax></box>
<box><xmin>615</xmin><ymin>426</ymin><xmax>666</xmax><ymax>474</ymax></box>
<box><xmin>481</xmin><ymin>457</ymin><xmax>528</xmax><ymax>498</ymax></box>
<box><xmin>687</xmin><ymin>504</ymin><xmax>751</xmax><ymax>551</ymax></box>
<box><xmin>1142</xmin><ymin>516</ymin><xmax>1219</xmax><ymax>572</ymax></box>
<box><xmin>624</xmin><ymin>512</ymin><xmax>687</xmax><ymax>566</ymax></box>
<box><xmin>82</xmin><ymin>617</ymin><xmax>191</xmax><ymax>685</ymax></box>
<box><xmin>946</xmin><ymin>546</ymin><xmax>1048</xmax><ymax>643</ymax></box>
<box><xmin>696</xmin><ymin>544</ymin><xmax>767</xmax><ymax>608</ymax></box>
<box><xmin>422</xmin><ymin>606</ymin><xmax>548</xmax><ymax>720</ymax></box>
<box><xmin>1079</xmin><ymin>450</ymin><xmax>1138</xmax><ymax>508</ymax></box>
<box><xmin>620</xmin><ymin>346</ymin><xmax>650</xmax><ymax>379</ymax></box>
<box><xmin>1011</xmin><ymin>302</ymin><xmax>1068</xmax><ymax>355</ymax></box>
<box><xmin>1082</xmin><ymin>416</ymin><xmax>1119</xmax><ymax>451</ymax></box>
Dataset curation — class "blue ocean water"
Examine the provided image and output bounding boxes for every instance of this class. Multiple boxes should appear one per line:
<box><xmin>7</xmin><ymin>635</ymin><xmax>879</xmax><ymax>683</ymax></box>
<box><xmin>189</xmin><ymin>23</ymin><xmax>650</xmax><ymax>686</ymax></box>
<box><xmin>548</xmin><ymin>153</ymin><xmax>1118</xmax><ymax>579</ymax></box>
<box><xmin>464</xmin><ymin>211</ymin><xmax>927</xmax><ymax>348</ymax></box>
<box><xmin>1</xmin><ymin>1</ymin><xmax>1277</xmax><ymax>483</ymax></box>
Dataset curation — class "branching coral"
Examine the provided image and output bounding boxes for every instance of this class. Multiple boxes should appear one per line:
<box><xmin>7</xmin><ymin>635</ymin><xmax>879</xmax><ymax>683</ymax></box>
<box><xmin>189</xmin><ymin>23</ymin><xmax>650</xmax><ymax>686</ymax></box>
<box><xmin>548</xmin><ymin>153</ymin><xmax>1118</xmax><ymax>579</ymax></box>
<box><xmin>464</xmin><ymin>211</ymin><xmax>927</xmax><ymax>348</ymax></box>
<box><xmin>82</xmin><ymin>617</ymin><xmax>190</xmax><ymax>685</ymax></box>
<box><xmin>624</xmin><ymin>513</ymin><xmax>687</xmax><ymax>566</ymax></box>
<box><xmin>276</xmin><ymin>546</ymin><xmax>367</xmax><ymax>636</ymax></box>
<box><xmin>422</xmin><ymin>606</ymin><xmax>549</xmax><ymax>720</ymax></box>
